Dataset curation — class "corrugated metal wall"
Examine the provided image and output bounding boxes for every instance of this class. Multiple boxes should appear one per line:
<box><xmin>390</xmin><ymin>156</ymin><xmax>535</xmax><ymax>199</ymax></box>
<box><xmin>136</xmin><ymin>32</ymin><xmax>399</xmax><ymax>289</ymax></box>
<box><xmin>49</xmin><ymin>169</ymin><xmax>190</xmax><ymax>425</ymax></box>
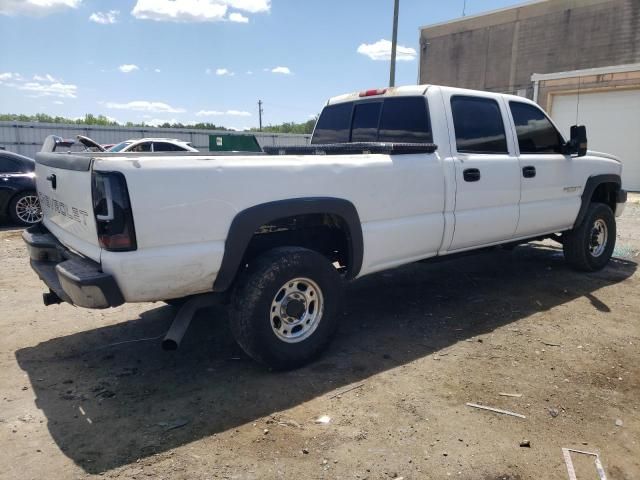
<box><xmin>0</xmin><ymin>121</ymin><xmax>311</xmax><ymax>158</ymax></box>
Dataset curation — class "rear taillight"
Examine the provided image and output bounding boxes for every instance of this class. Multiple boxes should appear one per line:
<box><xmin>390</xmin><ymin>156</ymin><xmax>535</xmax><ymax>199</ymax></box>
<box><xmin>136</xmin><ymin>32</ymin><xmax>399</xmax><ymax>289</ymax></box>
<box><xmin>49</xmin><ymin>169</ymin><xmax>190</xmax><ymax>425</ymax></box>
<box><xmin>91</xmin><ymin>171</ymin><xmax>137</xmax><ymax>251</ymax></box>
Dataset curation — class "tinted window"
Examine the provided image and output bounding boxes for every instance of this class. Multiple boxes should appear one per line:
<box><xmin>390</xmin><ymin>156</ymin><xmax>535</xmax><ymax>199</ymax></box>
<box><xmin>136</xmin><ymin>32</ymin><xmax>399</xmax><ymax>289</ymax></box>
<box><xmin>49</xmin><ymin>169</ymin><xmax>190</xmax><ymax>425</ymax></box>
<box><xmin>351</xmin><ymin>102</ymin><xmax>382</xmax><ymax>142</ymax></box>
<box><xmin>154</xmin><ymin>142</ymin><xmax>186</xmax><ymax>152</ymax></box>
<box><xmin>379</xmin><ymin>97</ymin><xmax>432</xmax><ymax>143</ymax></box>
<box><xmin>311</xmin><ymin>102</ymin><xmax>352</xmax><ymax>144</ymax></box>
<box><xmin>451</xmin><ymin>96</ymin><xmax>508</xmax><ymax>154</ymax></box>
<box><xmin>109</xmin><ymin>141</ymin><xmax>133</xmax><ymax>152</ymax></box>
<box><xmin>0</xmin><ymin>153</ymin><xmax>34</xmax><ymax>172</ymax></box>
<box><xmin>509</xmin><ymin>102</ymin><xmax>564</xmax><ymax>154</ymax></box>
<box><xmin>130</xmin><ymin>142</ymin><xmax>151</xmax><ymax>152</ymax></box>
<box><xmin>0</xmin><ymin>157</ymin><xmax>20</xmax><ymax>173</ymax></box>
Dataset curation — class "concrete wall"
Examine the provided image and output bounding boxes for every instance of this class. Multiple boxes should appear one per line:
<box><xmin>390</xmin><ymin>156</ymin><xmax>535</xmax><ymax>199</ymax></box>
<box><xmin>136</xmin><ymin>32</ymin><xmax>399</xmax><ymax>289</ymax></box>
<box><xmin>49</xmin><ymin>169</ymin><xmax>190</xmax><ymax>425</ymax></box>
<box><xmin>419</xmin><ymin>0</ymin><xmax>640</xmax><ymax>97</ymax></box>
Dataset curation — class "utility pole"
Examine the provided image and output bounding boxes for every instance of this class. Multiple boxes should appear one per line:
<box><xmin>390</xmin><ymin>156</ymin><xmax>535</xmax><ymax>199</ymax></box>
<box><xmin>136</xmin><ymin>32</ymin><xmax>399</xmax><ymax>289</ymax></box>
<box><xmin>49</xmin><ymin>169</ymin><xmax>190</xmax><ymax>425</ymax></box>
<box><xmin>462</xmin><ymin>0</ymin><xmax>467</xmax><ymax>16</ymax></box>
<box><xmin>258</xmin><ymin>100</ymin><xmax>263</xmax><ymax>131</ymax></box>
<box><xmin>389</xmin><ymin>0</ymin><xmax>400</xmax><ymax>87</ymax></box>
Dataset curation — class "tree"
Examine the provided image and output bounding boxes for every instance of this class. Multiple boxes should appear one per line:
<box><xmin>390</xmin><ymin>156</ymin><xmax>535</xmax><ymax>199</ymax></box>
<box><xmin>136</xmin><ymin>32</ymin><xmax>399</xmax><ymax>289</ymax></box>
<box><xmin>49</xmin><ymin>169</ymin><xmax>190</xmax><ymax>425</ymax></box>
<box><xmin>250</xmin><ymin>117</ymin><xmax>317</xmax><ymax>135</ymax></box>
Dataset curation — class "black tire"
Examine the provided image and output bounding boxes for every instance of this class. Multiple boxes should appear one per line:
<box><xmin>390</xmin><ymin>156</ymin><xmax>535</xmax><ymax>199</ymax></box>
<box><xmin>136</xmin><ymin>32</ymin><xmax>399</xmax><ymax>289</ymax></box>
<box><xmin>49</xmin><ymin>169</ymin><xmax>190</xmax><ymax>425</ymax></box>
<box><xmin>563</xmin><ymin>203</ymin><xmax>616</xmax><ymax>272</ymax></box>
<box><xmin>9</xmin><ymin>191</ymin><xmax>42</xmax><ymax>226</ymax></box>
<box><xmin>229</xmin><ymin>247</ymin><xmax>344</xmax><ymax>370</ymax></box>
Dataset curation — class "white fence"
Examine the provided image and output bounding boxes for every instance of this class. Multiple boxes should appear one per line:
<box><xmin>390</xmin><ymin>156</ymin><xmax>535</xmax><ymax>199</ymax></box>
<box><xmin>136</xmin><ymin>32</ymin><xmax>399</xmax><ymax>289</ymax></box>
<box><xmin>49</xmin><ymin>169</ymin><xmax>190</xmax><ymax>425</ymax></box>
<box><xmin>0</xmin><ymin>121</ymin><xmax>311</xmax><ymax>158</ymax></box>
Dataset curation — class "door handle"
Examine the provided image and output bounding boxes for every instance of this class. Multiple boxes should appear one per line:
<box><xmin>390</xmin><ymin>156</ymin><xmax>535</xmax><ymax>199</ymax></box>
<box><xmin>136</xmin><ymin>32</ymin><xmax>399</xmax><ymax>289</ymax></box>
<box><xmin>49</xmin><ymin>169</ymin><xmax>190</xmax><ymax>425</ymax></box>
<box><xmin>46</xmin><ymin>174</ymin><xmax>57</xmax><ymax>189</ymax></box>
<box><xmin>522</xmin><ymin>166</ymin><xmax>536</xmax><ymax>178</ymax></box>
<box><xmin>463</xmin><ymin>168</ymin><xmax>481</xmax><ymax>182</ymax></box>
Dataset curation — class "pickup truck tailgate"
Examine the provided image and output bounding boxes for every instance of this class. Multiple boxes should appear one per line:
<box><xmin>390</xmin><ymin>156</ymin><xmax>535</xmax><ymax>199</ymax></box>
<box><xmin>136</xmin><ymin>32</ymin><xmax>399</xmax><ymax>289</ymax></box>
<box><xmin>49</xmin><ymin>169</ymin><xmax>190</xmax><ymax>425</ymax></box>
<box><xmin>35</xmin><ymin>153</ymin><xmax>101</xmax><ymax>262</ymax></box>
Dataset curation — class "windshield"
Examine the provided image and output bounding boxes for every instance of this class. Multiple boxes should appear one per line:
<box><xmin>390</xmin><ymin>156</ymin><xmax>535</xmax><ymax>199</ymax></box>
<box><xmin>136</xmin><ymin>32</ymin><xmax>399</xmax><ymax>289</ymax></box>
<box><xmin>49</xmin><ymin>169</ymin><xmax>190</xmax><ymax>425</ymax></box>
<box><xmin>109</xmin><ymin>141</ymin><xmax>133</xmax><ymax>152</ymax></box>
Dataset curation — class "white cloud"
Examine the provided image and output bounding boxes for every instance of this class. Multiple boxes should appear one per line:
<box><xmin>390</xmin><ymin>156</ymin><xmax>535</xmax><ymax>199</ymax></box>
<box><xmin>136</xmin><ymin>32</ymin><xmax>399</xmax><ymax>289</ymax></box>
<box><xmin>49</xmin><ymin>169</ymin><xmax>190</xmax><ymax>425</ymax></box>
<box><xmin>228</xmin><ymin>12</ymin><xmax>248</xmax><ymax>22</ymax></box>
<box><xmin>105</xmin><ymin>100</ymin><xmax>185</xmax><ymax>113</ymax></box>
<box><xmin>271</xmin><ymin>66</ymin><xmax>291</xmax><ymax>75</ymax></box>
<box><xmin>215</xmin><ymin>68</ymin><xmax>234</xmax><ymax>76</ymax></box>
<box><xmin>0</xmin><ymin>0</ymin><xmax>81</xmax><ymax>16</ymax></box>
<box><xmin>226</xmin><ymin>110</ymin><xmax>251</xmax><ymax>116</ymax></box>
<box><xmin>154</xmin><ymin>68</ymin><xmax>161</xmax><ymax>73</ymax></box>
<box><xmin>33</xmin><ymin>73</ymin><xmax>59</xmax><ymax>82</ymax></box>
<box><xmin>89</xmin><ymin>10</ymin><xmax>119</xmax><ymax>24</ymax></box>
<box><xmin>224</xmin><ymin>0</ymin><xmax>269</xmax><ymax>13</ymax></box>
<box><xmin>19</xmin><ymin>81</ymin><xmax>77</xmax><ymax>98</ymax></box>
<box><xmin>246</xmin><ymin>70</ymin><xmax>253</xmax><ymax>75</ymax></box>
<box><xmin>1</xmin><ymin>71</ymin><xmax>75</xmax><ymax>97</ymax></box>
<box><xmin>357</xmin><ymin>39</ymin><xmax>417</xmax><ymax>61</ymax></box>
<box><xmin>0</xmin><ymin>72</ymin><xmax>19</xmax><ymax>81</ymax></box>
<box><xmin>132</xmin><ymin>0</ymin><xmax>226</xmax><ymax>22</ymax></box>
<box><xmin>196</xmin><ymin>109</ymin><xmax>251</xmax><ymax>117</ymax></box>
<box><xmin>118</xmin><ymin>64</ymin><xmax>139</xmax><ymax>73</ymax></box>
<box><xmin>53</xmin><ymin>100</ymin><xmax>64</xmax><ymax>105</ymax></box>
<box><xmin>131</xmin><ymin>0</ymin><xmax>269</xmax><ymax>23</ymax></box>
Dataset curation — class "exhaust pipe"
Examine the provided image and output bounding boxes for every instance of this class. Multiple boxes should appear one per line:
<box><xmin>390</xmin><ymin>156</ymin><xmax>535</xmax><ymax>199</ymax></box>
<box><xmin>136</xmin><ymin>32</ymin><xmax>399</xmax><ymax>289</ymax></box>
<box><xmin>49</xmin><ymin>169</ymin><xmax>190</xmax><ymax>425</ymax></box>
<box><xmin>162</xmin><ymin>294</ymin><xmax>218</xmax><ymax>350</ymax></box>
<box><xmin>43</xmin><ymin>290</ymin><xmax>62</xmax><ymax>306</ymax></box>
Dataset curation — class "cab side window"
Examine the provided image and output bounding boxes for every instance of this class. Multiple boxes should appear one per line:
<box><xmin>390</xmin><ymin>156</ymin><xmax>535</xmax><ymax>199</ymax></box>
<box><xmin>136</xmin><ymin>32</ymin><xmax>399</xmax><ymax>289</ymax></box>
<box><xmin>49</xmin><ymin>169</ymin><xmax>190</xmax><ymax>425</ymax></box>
<box><xmin>509</xmin><ymin>101</ymin><xmax>565</xmax><ymax>154</ymax></box>
<box><xmin>451</xmin><ymin>96</ymin><xmax>508</xmax><ymax>154</ymax></box>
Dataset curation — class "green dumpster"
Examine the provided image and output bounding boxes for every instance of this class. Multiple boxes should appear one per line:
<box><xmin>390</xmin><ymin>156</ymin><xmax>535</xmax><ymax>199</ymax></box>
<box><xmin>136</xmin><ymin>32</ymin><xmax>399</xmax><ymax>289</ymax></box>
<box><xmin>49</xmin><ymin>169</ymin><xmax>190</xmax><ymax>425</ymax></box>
<box><xmin>208</xmin><ymin>134</ymin><xmax>262</xmax><ymax>152</ymax></box>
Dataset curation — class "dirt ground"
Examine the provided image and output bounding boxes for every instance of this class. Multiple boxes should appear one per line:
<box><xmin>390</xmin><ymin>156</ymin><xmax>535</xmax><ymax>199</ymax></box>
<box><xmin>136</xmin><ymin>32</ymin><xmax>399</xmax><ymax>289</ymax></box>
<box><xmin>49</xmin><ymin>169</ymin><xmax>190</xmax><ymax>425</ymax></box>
<box><xmin>1</xmin><ymin>198</ymin><xmax>639</xmax><ymax>480</ymax></box>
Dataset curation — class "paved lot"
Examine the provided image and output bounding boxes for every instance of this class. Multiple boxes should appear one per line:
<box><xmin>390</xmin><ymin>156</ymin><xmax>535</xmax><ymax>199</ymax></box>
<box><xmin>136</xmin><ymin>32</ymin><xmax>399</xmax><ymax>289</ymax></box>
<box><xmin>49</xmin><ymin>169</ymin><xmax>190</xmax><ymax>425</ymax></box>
<box><xmin>1</xmin><ymin>199</ymin><xmax>639</xmax><ymax>480</ymax></box>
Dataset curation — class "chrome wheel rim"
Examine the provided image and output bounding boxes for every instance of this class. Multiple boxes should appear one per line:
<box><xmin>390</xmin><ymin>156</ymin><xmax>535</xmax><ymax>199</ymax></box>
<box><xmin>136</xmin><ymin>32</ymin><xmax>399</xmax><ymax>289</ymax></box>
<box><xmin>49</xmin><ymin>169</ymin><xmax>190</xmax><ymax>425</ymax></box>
<box><xmin>270</xmin><ymin>277</ymin><xmax>324</xmax><ymax>343</ymax></box>
<box><xmin>15</xmin><ymin>195</ymin><xmax>42</xmax><ymax>224</ymax></box>
<box><xmin>589</xmin><ymin>218</ymin><xmax>608</xmax><ymax>257</ymax></box>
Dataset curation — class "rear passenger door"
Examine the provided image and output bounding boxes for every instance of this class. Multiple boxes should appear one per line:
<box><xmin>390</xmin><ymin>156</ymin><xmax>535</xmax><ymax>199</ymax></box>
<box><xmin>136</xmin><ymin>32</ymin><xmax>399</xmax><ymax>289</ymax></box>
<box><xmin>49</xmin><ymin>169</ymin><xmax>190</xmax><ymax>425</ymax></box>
<box><xmin>446</xmin><ymin>94</ymin><xmax>521</xmax><ymax>251</ymax></box>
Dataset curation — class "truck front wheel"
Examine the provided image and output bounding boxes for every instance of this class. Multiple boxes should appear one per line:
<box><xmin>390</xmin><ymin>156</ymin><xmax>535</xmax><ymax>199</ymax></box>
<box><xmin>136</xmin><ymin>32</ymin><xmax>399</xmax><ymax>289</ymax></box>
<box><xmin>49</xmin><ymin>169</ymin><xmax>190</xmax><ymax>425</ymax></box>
<box><xmin>563</xmin><ymin>203</ymin><xmax>616</xmax><ymax>271</ymax></box>
<box><xmin>229</xmin><ymin>247</ymin><xmax>343</xmax><ymax>370</ymax></box>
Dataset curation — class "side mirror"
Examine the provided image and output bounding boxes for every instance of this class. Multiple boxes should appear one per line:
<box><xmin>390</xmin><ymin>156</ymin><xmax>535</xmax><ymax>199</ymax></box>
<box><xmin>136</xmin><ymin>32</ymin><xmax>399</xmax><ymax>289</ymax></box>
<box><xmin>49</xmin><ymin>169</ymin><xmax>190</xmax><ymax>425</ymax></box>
<box><xmin>567</xmin><ymin>125</ymin><xmax>587</xmax><ymax>157</ymax></box>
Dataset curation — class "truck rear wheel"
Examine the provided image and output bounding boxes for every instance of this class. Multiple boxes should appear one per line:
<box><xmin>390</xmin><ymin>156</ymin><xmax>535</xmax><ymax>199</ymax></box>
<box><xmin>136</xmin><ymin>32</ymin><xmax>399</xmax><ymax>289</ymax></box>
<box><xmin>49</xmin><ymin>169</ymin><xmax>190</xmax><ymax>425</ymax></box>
<box><xmin>563</xmin><ymin>203</ymin><xmax>616</xmax><ymax>272</ymax></box>
<box><xmin>229</xmin><ymin>247</ymin><xmax>343</xmax><ymax>370</ymax></box>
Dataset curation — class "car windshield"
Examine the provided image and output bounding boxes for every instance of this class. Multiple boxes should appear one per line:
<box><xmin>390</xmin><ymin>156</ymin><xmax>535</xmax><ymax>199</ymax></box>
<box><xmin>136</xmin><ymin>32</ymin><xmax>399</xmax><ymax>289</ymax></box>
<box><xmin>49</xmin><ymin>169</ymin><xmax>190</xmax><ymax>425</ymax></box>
<box><xmin>109</xmin><ymin>141</ymin><xmax>133</xmax><ymax>152</ymax></box>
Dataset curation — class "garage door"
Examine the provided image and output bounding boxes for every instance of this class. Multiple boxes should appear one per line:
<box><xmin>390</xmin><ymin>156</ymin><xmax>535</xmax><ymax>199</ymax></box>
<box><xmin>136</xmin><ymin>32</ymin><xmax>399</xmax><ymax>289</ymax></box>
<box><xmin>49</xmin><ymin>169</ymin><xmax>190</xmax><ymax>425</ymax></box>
<box><xmin>550</xmin><ymin>88</ymin><xmax>640</xmax><ymax>191</ymax></box>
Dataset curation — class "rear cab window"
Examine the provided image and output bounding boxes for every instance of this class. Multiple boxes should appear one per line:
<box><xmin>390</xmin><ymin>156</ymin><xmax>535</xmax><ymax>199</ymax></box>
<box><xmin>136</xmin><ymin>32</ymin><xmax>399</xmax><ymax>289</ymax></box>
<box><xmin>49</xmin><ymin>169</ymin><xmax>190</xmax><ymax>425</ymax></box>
<box><xmin>311</xmin><ymin>96</ymin><xmax>433</xmax><ymax>145</ymax></box>
<box><xmin>450</xmin><ymin>96</ymin><xmax>508</xmax><ymax>154</ymax></box>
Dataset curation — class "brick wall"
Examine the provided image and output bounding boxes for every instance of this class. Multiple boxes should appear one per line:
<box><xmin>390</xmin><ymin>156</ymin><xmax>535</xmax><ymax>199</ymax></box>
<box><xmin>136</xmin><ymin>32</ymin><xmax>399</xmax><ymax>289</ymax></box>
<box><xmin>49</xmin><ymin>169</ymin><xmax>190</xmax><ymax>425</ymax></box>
<box><xmin>419</xmin><ymin>0</ymin><xmax>640</xmax><ymax>98</ymax></box>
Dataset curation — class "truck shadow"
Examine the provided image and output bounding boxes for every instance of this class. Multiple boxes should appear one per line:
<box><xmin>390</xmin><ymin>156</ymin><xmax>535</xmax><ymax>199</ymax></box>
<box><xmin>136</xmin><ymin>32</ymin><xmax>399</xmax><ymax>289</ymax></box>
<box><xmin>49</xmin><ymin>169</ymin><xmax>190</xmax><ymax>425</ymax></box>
<box><xmin>15</xmin><ymin>243</ymin><xmax>637</xmax><ymax>474</ymax></box>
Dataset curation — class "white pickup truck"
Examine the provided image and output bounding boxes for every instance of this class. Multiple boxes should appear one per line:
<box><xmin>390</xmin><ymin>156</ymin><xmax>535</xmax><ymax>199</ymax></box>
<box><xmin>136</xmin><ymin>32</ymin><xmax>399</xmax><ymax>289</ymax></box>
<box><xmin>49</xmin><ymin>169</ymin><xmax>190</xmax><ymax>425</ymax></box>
<box><xmin>24</xmin><ymin>85</ymin><xmax>627</xmax><ymax>369</ymax></box>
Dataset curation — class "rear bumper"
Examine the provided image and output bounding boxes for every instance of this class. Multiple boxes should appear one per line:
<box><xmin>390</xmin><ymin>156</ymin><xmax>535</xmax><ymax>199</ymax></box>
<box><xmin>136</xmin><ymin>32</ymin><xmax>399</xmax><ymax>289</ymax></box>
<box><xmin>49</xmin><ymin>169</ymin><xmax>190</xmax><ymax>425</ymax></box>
<box><xmin>23</xmin><ymin>224</ymin><xmax>124</xmax><ymax>309</ymax></box>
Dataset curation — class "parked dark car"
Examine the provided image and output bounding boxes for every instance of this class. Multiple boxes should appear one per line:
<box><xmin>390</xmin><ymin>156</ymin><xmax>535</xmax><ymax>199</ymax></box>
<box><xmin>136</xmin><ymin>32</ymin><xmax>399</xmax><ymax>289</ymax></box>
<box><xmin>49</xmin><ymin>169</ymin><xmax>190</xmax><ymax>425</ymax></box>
<box><xmin>0</xmin><ymin>151</ymin><xmax>42</xmax><ymax>226</ymax></box>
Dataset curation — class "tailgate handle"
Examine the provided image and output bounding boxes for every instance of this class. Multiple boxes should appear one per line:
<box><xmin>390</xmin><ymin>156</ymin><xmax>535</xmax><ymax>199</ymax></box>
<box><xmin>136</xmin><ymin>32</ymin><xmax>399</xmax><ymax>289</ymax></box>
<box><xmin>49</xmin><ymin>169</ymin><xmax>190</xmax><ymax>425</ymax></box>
<box><xmin>46</xmin><ymin>174</ymin><xmax>57</xmax><ymax>189</ymax></box>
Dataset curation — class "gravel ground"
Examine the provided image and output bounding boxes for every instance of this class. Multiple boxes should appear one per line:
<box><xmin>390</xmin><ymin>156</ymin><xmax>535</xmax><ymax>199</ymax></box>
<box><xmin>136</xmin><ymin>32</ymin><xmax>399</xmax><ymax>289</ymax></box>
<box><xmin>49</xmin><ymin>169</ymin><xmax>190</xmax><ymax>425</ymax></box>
<box><xmin>1</xmin><ymin>199</ymin><xmax>638</xmax><ymax>480</ymax></box>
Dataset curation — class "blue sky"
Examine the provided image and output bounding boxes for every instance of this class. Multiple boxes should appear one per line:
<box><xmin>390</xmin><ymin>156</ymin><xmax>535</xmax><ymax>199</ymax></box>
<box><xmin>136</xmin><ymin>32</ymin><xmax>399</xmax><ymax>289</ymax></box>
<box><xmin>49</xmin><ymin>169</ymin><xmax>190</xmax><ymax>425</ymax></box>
<box><xmin>0</xmin><ymin>0</ymin><xmax>526</xmax><ymax>130</ymax></box>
